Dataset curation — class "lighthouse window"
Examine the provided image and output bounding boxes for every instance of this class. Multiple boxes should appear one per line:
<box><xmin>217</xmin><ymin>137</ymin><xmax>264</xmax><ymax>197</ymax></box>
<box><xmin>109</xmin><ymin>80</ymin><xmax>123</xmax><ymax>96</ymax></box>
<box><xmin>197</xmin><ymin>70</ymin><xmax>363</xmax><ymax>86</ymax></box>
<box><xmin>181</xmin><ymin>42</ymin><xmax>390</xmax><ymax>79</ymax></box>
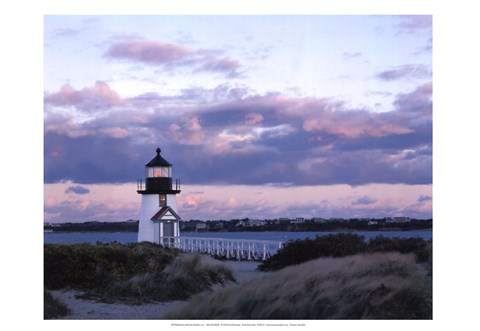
<box><xmin>148</xmin><ymin>166</ymin><xmax>171</xmax><ymax>178</ymax></box>
<box><xmin>159</xmin><ymin>194</ymin><xmax>167</xmax><ymax>207</ymax></box>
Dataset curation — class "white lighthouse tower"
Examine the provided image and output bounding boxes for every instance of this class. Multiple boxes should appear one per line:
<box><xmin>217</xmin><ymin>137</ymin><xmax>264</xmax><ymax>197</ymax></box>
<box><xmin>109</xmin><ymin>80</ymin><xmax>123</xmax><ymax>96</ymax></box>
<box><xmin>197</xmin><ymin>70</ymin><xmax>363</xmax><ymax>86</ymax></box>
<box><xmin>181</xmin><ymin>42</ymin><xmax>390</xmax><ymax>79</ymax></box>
<box><xmin>137</xmin><ymin>147</ymin><xmax>181</xmax><ymax>244</ymax></box>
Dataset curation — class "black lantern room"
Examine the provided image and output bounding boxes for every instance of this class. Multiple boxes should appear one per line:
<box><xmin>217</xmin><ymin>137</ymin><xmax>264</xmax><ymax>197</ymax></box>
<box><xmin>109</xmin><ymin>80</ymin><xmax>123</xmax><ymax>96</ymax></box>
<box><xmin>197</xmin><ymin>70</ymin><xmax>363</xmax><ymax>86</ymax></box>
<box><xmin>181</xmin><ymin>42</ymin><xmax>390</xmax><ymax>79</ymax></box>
<box><xmin>137</xmin><ymin>148</ymin><xmax>181</xmax><ymax>194</ymax></box>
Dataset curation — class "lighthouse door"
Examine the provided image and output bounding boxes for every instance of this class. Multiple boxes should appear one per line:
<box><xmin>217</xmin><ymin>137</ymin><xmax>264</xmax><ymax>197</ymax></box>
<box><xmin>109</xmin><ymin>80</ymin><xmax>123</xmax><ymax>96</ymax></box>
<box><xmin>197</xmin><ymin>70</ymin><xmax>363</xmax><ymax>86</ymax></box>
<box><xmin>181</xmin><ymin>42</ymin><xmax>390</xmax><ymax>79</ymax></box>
<box><xmin>163</xmin><ymin>222</ymin><xmax>174</xmax><ymax>237</ymax></box>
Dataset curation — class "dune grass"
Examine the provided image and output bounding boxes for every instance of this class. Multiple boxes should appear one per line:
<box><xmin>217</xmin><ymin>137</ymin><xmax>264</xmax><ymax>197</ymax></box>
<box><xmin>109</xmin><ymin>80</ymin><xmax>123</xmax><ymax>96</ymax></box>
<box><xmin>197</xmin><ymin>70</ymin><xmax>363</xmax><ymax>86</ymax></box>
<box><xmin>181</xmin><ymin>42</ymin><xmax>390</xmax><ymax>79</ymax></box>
<box><xmin>44</xmin><ymin>243</ymin><xmax>235</xmax><ymax>305</ymax></box>
<box><xmin>165</xmin><ymin>252</ymin><xmax>432</xmax><ymax>319</ymax></box>
<box><xmin>80</xmin><ymin>254</ymin><xmax>235</xmax><ymax>304</ymax></box>
<box><xmin>258</xmin><ymin>234</ymin><xmax>432</xmax><ymax>271</ymax></box>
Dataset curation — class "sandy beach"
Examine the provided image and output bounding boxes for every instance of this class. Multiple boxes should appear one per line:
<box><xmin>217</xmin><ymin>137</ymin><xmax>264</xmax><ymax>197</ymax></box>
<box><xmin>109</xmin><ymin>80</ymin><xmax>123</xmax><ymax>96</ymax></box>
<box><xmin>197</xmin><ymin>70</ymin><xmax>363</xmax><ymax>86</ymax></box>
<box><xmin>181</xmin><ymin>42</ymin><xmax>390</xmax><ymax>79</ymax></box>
<box><xmin>50</xmin><ymin>255</ymin><xmax>262</xmax><ymax>320</ymax></box>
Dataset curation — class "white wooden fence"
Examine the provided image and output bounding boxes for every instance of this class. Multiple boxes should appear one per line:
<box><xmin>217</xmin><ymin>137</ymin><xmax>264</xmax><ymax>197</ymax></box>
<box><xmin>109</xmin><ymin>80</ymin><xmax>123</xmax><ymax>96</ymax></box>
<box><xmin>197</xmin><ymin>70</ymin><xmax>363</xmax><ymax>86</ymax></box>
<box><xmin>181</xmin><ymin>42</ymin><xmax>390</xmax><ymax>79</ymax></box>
<box><xmin>159</xmin><ymin>236</ymin><xmax>283</xmax><ymax>261</ymax></box>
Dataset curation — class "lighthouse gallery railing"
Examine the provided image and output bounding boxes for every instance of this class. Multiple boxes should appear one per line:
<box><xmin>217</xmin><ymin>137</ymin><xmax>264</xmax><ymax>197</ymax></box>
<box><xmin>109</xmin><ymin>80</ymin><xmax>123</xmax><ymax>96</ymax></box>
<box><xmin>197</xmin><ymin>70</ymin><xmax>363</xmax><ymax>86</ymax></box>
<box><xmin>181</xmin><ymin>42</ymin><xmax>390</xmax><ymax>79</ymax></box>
<box><xmin>159</xmin><ymin>236</ymin><xmax>283</xmax><ymax>261</ymax></box>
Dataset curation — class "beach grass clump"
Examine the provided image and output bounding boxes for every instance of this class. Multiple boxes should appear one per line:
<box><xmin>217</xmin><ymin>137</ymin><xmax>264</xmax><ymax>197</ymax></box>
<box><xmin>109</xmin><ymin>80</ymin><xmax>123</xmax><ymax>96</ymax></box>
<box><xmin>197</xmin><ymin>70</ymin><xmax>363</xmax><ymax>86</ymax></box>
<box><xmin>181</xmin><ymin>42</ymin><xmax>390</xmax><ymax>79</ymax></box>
<box><xmin>44</xmin><ymin>242</ymin><xmax>179</xmax><ymax>290</ymax></box>
<box><xmin>44</xmin><ymin>243</ymin><xmax>235</xmax><ymax>304</ymax></box>
<box><xmin>44</xmin><ymin>290</ymin><xmax>70</xmax><ymax>319</ymax></box>
<box><xmin>258</xmin><ymin>234</ymin><xmax>432</xmax><ymax>271</ymax></box>
<box><xmin>165</xmin><ymin>252</ymin><xmax>432</xmax><ymax>319</ymax></box>
<box><xmin>81</xmin><ymin>254</ymin><xmax>236</xmax><ymax>304</ymax></box>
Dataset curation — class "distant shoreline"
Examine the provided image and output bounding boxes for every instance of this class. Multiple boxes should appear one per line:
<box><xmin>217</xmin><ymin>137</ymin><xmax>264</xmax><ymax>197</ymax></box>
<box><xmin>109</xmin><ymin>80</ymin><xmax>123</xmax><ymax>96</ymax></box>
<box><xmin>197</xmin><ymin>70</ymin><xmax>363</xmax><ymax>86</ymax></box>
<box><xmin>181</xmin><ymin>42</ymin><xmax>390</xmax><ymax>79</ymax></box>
<box><xmin>44</xmin><ymin>219</ymin><xmax>432</xmax><ymax>234</ymax></box>
<box><xmin>45</xmin><ymin>228</ymin><xmax>432</xmax><ymax>234</ymax></box>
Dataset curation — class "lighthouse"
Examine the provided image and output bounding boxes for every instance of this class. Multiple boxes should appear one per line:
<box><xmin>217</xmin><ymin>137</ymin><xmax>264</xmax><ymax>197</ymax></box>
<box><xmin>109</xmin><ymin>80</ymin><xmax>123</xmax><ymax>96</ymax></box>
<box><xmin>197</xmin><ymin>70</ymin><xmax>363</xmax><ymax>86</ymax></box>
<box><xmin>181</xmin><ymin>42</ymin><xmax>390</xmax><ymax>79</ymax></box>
<box><xmin>137</xmin><ymin>147</ymin><xmax>181</xmax><ymax>244</ymax></box>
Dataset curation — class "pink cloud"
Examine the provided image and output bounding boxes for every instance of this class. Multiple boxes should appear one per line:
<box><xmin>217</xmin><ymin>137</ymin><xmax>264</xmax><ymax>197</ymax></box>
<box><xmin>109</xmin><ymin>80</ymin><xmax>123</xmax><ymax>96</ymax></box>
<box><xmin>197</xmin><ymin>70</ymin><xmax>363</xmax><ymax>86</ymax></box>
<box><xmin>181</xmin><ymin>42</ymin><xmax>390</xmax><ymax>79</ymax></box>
<box><xmin>397</xmin><ymin>15</ymin><xmax>432</xmax><ymax>32</ymax></box>
<box><xmin>245</xmin><ymin>113</ymin><xmax>264</xmax><ymax>125</ymax></box>
<box><xmin>253</xmin><ymin>93</ymin><xmax>422</xmax><ymax>139</ymax></box>
<box><xmin>44</xmin><ymin>182</ymin><xmax>432</xmax><ymax>223</ymax></box>
<box><xmin>303</xmin><ymin>109</ymin><xmax>413</xmax><ymax>138</ymax></box>
<box><xmin>169</xmin><ymin>116</ymin><xmax>205</xmax><ymax>145</ymax></box>
<box><xmin>44</xmin><ymin>83</ymin><xmax>431</xmax><ymax>187</ymax></box>
<box><xmin>394</xmin><ymin>82</ymin><xmax>432</xmax><ymax>113</ymax></box>
<box><xmin>273</xmin><ymin>96</ymin><xmax>335</xmax><ymax>117</ymax></box>
<box><xmin>352</xmin><ymin>196</ymin><xmax>377</xmax><ymax>206</ymax></box>
<box><xmin>105</xmin><ymin>39</ymin><xmax>241</xmax><ymax>77</ymax></box>
<box><xmin>106</xmin><ymin>40</ymin><xmax>193</xmax><ymax>64</ymax></box>
<box><xmin>99</xmin><ymin>127</ymin><xmax>131</xmax><ymax>138</ymax></box>
<box><xmin>44</xmin><ymin>112</ymin><xmax>95</xmax><ymax>138</ymax></box>
<box><xmin>255</xmin><ymin>89</ymin><xmax>428</xmax><ymax>139</ymax></box>
<box><xmin>44</xmin><ymin>111</ymin><xmax>132</xmax><ymax>139</ymax></box>
<box><xmin>377</xmin><ymin>64</ymin><xmax>431</xmax><ymax>81</ymax></box>
<box><xmin>196</xmin><ymin>56</ymin><xmax>241</xmax><ymax>77</ymax></box>
<box><xmin>178</xmin><ymin>195</ymin><xmax>204</xmax><ymax>210</ymax></box>
<box><xmin>44</xmin><ymin>81</ymin><xmax>122</xmax><ymax>111</ymax></box>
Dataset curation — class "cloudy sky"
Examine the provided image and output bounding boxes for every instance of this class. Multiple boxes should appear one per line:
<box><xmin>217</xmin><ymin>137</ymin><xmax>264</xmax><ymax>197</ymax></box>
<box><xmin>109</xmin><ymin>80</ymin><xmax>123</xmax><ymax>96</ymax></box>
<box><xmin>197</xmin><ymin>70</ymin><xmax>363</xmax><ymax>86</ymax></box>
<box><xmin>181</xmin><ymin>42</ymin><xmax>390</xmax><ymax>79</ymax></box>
<box><xmin>44</xmin><ymin>15</ymin><xmax>432</xmax><ymax>222</ymax></box>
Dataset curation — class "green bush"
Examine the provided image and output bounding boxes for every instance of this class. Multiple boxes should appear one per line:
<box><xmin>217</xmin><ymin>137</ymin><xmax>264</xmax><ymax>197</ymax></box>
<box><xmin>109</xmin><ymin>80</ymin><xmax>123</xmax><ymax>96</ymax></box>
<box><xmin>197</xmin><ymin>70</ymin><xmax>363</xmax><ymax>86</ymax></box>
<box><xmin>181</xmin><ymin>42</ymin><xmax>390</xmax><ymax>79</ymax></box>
<box><xmin>44</xmin><ymin>242</ymin><xmax>178</xmax><ymax>290</ymax></box>
<box><xmin>367</xmin><ymin>236</ymin><xmax>432</xmax><ymax>263</ymax></box>
<box><xmin>44</xmin><ymin>243</ymin><xmax>235</xmax><ymax>304</ymax></box>
<box><xmin>258</xmin><ymin>233</ymin><xmax>367</xmax><ymax>271</ymax></box>
<box><xmin>258</xmin><ymin>234</ymin><xmax>432</xmax><ymax>271</ymax></box>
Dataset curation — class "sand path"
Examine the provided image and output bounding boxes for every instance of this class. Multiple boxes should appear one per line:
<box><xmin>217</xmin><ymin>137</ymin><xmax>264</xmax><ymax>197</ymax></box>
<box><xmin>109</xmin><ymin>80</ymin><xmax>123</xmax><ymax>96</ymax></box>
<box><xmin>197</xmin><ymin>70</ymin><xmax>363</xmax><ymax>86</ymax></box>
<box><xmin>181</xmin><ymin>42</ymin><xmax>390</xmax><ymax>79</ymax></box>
<box><xmin>50</xmin><ymin>255</ymin><xmax>262</xmax><ymax>320</ymax></box>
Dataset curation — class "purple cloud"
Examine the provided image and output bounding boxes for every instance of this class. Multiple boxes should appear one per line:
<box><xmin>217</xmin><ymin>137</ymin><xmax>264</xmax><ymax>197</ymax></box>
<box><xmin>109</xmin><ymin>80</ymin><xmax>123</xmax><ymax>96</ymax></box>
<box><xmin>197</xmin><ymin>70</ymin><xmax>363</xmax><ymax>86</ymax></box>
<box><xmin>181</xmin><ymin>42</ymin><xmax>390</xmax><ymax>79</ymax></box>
<box><xmin>195</xmin><ymin>56</ymin><xmax>241</xmax><ymax>78</ymax></box>
<box><xmin>377</xmin><ymin>64</ymin><xmax>431</xmax><ymax>81</ymax></box>
<box><xmin>417</xmin><ymin>195</ymin><xmax>432</xmax><ymax>202</ymax></box>
<box><xmin>44</xmin><ymin>82</ymin><xmax>431</xmax><ymax>187</ymax></box>
<box><xmin>396</xmin><ymin>15</ymin><xmax>432</xmax><ymax>33</ymax></box>
<box><xmin>129</xmin><ymin>84</ymin><xmax>250</xmax><ymax>105</ymax></box>
<box><xmin>105</xmin><ymin>39</ymin><xmax>242</xmax><ymax>78</ymax></box>
<box><xmin>394</xmin><ymin>82</ymin><xmax>432</xmax><ymax>116</ymax></box>
<box><xmin>44</xmin><ymin>81</ymin><xmax>122</xmax><ymax>112</ymax></box>
<box><xmin>352</xmin><ymin>196</ymin><xmax>377</xmax><ymax>206</ymax></box>
<box><xmin>106</xmin><ymin>40</ymin><xmax>192</xmax><ymax>64</ymax></box>
<box><xmin>342</xmin><ymin>52</ymin><xmax>362</xmax><ymax>60</ymax></box>
<box><xmin>45</xmin><ymin>199</ymin><xmax>138</xmax><ymax>222</ymax></box>
<box><xmin>65</xmin><ymin>185</ymin><xmax>90</xmax><ymax>195</ymax></box>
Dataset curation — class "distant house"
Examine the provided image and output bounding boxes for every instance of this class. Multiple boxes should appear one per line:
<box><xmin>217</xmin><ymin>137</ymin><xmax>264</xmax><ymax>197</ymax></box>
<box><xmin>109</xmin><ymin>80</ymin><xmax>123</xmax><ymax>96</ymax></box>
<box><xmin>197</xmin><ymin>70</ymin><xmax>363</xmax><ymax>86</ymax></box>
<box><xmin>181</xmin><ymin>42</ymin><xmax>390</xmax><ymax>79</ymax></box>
<box><xmin>236</xmin><ymin>220</ymin><xmax>247</xmax><ymax>227</ymax></box>
<box><xmin>386</xmin><ymin>217</ymin><xmax>411</xmax><ymax>223</ymax></box>
<box><xmin>368</xmin><ymin>220</ymin><xmax>378</xmax><ymax>226</ymax></box>
<box><xmin>235</xmin><ymin>219</ymin><xmax>265</xmax><ymax>227</ymax></box>
<box><xmin>249</xmin><ymin>219</ymin><xmax>266</xmax><ymax>227</ymax></box>
<box><xmin>182</xmin><ymin>220</ymin><xmax>207</xmax><ymax>231</ymax></box>
<box><xmin>291</xmin><ymin>217</ymin><xmax>305</xmax><ymax>224</ymax></box>
<box><xmin>44</xmin><ymin>222</ymin><xmax>60</xmax><ymax>227</ymax></box>
<box><xmin>195</xmin><ymin>223</ymin><xmax>207</xmax><ymax>230</ymax></box>
<box><xmin>181</xmin><ymin>222</ymin><xmax>195</xmax><ymax>231</ymax></box>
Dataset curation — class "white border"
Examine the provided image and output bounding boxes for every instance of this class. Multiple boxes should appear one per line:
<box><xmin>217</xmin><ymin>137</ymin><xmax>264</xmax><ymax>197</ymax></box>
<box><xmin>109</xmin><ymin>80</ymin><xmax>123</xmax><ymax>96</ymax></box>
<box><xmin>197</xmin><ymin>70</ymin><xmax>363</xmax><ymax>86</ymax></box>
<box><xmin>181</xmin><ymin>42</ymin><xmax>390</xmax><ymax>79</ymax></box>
<box><xmin>3</xmin><ymin>0</ymin><xmax>478</xmax><ymax>330</ymax></box>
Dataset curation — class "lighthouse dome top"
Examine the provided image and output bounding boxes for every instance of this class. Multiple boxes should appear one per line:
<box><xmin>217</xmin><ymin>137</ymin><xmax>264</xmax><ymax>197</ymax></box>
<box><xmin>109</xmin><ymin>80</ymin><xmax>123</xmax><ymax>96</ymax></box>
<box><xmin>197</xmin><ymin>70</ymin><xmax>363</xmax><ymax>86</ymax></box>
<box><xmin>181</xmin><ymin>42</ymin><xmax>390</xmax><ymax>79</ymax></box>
<box><xmin>145</xmin><ymin>147</ymin><xmax>172</xmax><ymax>167</ymax></box>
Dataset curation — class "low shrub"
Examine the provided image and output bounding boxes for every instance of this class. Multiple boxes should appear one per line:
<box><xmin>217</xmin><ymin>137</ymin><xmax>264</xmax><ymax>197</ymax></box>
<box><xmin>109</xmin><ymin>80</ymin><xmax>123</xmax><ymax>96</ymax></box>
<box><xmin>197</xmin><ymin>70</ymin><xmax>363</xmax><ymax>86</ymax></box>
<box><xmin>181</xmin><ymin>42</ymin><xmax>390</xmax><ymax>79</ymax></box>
<box><xmin>166</xmin><ymin>252</ymin><xmax>432</xmax><ymax>319</ymax></box>
<box><xmin>44</xmin><ymin>242</ymin><xmax>178</xmax><ymax>290</ymax></box>
<box><xmin>44</xmin><ymin>291</ymin><xmax>70</xmax><ymax>319</ymax></box>
<box><xmin>44</xmin><ymin>243</ymin><xmax>235</xmax><ymax>304</ymax></box>
<box><xmin>258</xmin><ymin>234</ymin><xmax>432</xmax><ymax>271</ymax></box>
<box><xmin>258</xmin><ymin>233</ymin><xmax>367</xmax><ymax>271</ymax></box>
<box><xmin>367</xmin><ymin>236</ymin><xmax>432</xmax><ymax>263</ymax></box>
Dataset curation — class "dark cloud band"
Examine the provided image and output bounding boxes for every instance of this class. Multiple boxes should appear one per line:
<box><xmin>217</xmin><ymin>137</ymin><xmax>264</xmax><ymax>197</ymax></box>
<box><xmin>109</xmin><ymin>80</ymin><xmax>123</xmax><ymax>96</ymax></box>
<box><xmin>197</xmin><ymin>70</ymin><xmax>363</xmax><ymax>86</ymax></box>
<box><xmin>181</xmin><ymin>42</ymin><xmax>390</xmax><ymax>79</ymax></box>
<box><xmin>44</xmin><ymin>82</ymin><xmax>432</xmax><ymax>187</ymax></box>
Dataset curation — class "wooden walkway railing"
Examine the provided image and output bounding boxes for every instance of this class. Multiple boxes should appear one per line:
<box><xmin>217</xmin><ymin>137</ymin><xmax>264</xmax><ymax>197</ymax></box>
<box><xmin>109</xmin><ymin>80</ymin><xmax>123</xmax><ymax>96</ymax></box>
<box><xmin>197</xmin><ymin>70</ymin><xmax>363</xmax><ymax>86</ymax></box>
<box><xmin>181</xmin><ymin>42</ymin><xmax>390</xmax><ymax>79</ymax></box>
<box><xmin>159</xmin><ymin>236</ymin><xmax>283</xmax><ymax>261</ymax></box>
